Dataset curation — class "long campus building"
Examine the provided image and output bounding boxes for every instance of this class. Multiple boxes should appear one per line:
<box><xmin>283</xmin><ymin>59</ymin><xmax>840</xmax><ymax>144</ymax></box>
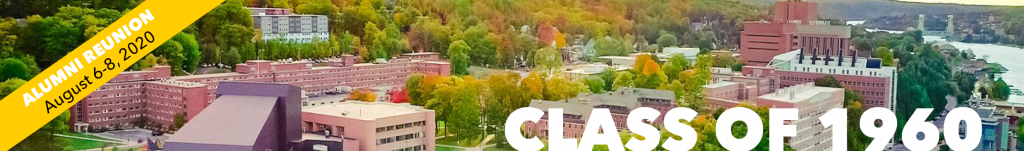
<box><xmin>247</xmin><ymin>7</ymin><xmax>329</xmax><ymax>43</ymax></box>
<box><xmin>70</xmin><ymin>53</ymin><xmax>450</xmax><ymax>132</ymax></box>
<box><xmin>523</xmin><ymin>88</ymin><xmax>676</xmax><ymax>138</ymax></box>
<box><xmin>706</xmin><ymin>49</ymin><xmax>896</xmax><ymax>111</ymax></box>
<box><xmin>749</xmin><ymin>49</ymin><xmax>897</xmax><ymax>110</ymax></box>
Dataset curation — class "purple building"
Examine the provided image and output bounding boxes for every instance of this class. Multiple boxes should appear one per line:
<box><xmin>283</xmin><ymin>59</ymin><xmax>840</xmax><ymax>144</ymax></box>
<box><xmin>164</xmin><ymin>82</ymin><xmax>349</xmax><ymax>151</ymax></box>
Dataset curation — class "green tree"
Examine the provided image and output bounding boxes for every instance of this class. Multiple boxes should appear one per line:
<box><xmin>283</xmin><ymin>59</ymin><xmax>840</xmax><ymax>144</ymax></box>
<box><xmin>682</xmin><ymin>54</ymin><xmax>713</xmax><ymax>110</ymax></box>
<box><xmin>543</xmin><ymin>74</ymin><xmax>585</xmax><ymax>101</ymax></box>
<box><xmin>217</xmin><ymin>24</ymin><xmax>256</xmax><ymax>62</ymax></box>
<box><xmin>40</xmin><ymin>19</ymin><xmax>82</xmax><ymax>67</ymax></box>
<box><xmin>0</xmin><ymin>58</ymin><xmax>31</xmax><ymax>81</ymax></box>
<box><xmin>657</xmin><ymin>80</ymin><xmax>685</xmax><ymax>100</ymax></box>
<box><xmin>661</xmin><ymin>54</ymin><xmax>690</xmax><ymax>81</ymax></box>
<box><xmin>222</xmin><ymin>48</ymin><xmax>243</xmax><ymax>71</ymax></box>
<box><xmin>456</xmin><ymin>24</ymin><xmax>497</xmax><ymax>66</ymax></box>
<box><xmin>584</xmin><ymin>77</ymin><xmax>606</xmax><ymax>93</ymax></box>
<box><xmin>0</xmin><ymin>78</ymin><xmax>27</xmax><ymax>97</ymax></box>
<box><xmin>711</xmin><ymin>55</ymin><xmax>736</xmax><ymax>68</ymax></box>
<box><xmin>594</xmin><ymin>36</ymin><xmax>630</xmax><ymax>58</ymax></box>
<box><xmin>406</xmin><ymin>73</ymin><xmax>426</xmax><ymax>105</ymax></box>
<box><xmin>12</xmin><ymin>111</ymin><xmax>70</xmax><ymax>151</ymax></box>
<box><xmin>533</xmin><ymin>47</ymin><xmax>563</xmax><ymax>71</ymax></box>
<box><xmin>991</xmin><ymin>78</ymin><xmax>1011</xmax><ymax>101</ymax></box>
<box><xmin>450</xmin><ymin>88</ymin><xmax>482</xmax><ymax>140</ymax></box>
<box><xmin>731</xmin><ymin>62</ymin><xmax>745</xmax><ymax>72</ymax></box>
<box><xmin>612</xmin><ymin>72</ymin><xmax>635</xmax><ymax>91</ymax></box>
<box><xmin>156</xmin><ymin>32</ymin><xmax>204</xmax><ymax>75</ymax></box>
<box><xmin>657</xmin><ymin>31</ymin><xmax>679</xmax><ymax>51</ymax></box>
<box><xmin>0</xmin><ymin>18</ymin><xmax>17</xmax><ymax>59</ymax></box>
<box><xmin>14</xmin><ymin>56</ymin><xmax>40</xmax><ymax>76</ymax></box>
<box><xmin>334</xmin><ymin>31</ymin><xmax>360</xmax><ymax>55</ymax></box>
<box><xmin>953</xmin><ymin>71</ymin><xmax>976</xmax><ymax>103</ymax></box>
<box><xmin>447</xmin><ymin>40</ymin><xmax>471</xmax><ymax>75</ymax></box>
<box><xmin>484</xmin><ymin>71</ymin><xmax>528</xmax><ymax>148</ymax></box>
<box><xmin>130</xmin><ymin>54</ymin><xmax>160</xmax><ymax>71</ymax></box>
<box><xmin>172</xmin><ymin>113</ymin><xmax>187</xmax><ymax>131</ymax></box>
<box><xmin>875</xmin><ymin>47</ymin><xmax>894</xmax><ymax>66</ymax></box>
<box><xmin>180</xmin><ymin>35</ymin><xmax>202</xmax><ymax>73</ymax></box>
<box><xmin>198</xmin><ymin>1</ymin><xmax>254</xmax><ymax>64</ymax></box>
<box><xmin>598</xmin><ymin>68</ymin><xmax>617</xmax><ymax>91</ymax></box>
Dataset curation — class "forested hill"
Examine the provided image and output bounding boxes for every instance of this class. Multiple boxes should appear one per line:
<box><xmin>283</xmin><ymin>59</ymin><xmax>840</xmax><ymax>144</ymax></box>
<box><xmin>741</xmin><ymin>0</ymin><xmax>1002</xmax><ymax>20</ymax></box>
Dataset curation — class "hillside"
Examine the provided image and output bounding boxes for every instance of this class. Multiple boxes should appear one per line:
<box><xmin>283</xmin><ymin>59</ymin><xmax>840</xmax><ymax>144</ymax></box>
<box><xmin>741</xmin><ymin>0</ymin><xmax>1002</xmax><ymax>20</ymax></box>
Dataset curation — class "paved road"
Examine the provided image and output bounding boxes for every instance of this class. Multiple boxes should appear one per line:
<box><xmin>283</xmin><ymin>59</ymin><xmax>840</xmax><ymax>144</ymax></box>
<box><xmin>891</xmin><ymin>95</ymin><xmax>958</xmax><ymax>151</ymax></box>
<box><xmin>54</xmin><ymin>134</ymin><xmax>124</xmax><ymax>144</ymax></box>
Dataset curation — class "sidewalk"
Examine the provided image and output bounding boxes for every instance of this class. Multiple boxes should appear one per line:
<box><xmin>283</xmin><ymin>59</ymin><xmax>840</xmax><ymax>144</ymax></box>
<box><xmin>54</xmin><ymin>134</ymin><xmax>124</xmax><ymax>144</ymax></box>
<box><xmin>436</xmin><ymin>134</ymin><xmax>495</xmax><ymax>151</ymax></box>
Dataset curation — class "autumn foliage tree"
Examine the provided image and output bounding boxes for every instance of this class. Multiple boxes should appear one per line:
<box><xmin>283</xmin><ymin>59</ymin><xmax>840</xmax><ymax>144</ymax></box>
<box><xmin>389</xmin><ymin>89</ymin><xmax>409</xmax><ymax>103</ymax></box>
<box><xmin>348</xmin><ymin>89</ymin><xmax>378</xmax><ymax>102</ymax></box>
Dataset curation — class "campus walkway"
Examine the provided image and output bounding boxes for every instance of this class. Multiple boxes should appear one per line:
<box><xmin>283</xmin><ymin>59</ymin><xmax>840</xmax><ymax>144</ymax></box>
<box><xmin>436</xmin><ymin>134</ymin><xmax>495</xmax><ymax>151</ymax></box>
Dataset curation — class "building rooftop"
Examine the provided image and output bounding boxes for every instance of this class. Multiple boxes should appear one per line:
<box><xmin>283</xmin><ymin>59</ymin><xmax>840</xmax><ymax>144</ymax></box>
<box><xmin>757</xmin><ymin>82</ymin><xmax>842</xmax><ymax>103</ymax></box>
<box><xmin>245</xmin><ymin>7</ymin><xmax>289</xmax><ymax>10</ymax></box>
<box><xmin>529</xmin><ymin>100</ymin><xmax>595</xmax><ymax>118</ymax></box>
<box><xmin>597</xmin><ymin>56</ymin><xmax>633</xmax><ymax>60</ymax></box>
<box><xmin>171</xmin><ymin>72</ymin><xmax>244</xmax><ymax>80</ymax></box>
<box><xmin>770</xmin><ymin>49</ymin><xmax>892</xmax><ymax>70</ymax></box>
<box><xmin>149</xmin><ymin>79</ymin><xmax>207</xmax><ymax>88</ymax></box>
<box><xmin>794</xmin><ymin>24</ymin><xmax>852</xmax><ymax>38</ymax></box>
<box><xmin>303</xmin><ymin>101</ymin><xmax>431</xmax><ymax>120</ymax></box>
<box><xmin>166</xmin><ymin>95</ymin><xmax>280</xmax><ymax>146</ymax></box>
<box><xmin>402</xmin><ymin>52</ymin><xmax>441</xmax><ymax>56</ymax></box>
<box><xmin>703</xmin><ymin>81</ymin><xmax>738</xmax><ymax>89</ymax></box>
<box><xmin>298</xmin><ymin>133</ymin><xmax>348</xmax><ymax>142</ymax></box>
<box><xmin>417</xmin><ymin>60</ymin><xmax>451</xmax><ymax>65</ymax></box>
<box><xmin>252</xmin><ymin>14</ymin><xmax>327</xmax><ymax>17</ymax></box>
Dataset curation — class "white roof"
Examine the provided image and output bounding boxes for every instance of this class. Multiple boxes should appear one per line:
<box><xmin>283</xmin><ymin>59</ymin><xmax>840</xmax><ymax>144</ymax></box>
<box><xmin>598</xmin><ymin>56</ymin><xmax>633</xmax><ymax>60</ymax></box>
<box><xmin>703</xmin><ymin>81</ymin><xmax>738</xmax><ymax>89</ymax></box>
<box><xmin>303</xmin><ymin>101</ymin><xmax>431</xmax><ymax>120</ymax></box>
<box><xmin>757</xmin><ymin>82</ymin><xmax>843</xmax><ymax>103</ymax></box>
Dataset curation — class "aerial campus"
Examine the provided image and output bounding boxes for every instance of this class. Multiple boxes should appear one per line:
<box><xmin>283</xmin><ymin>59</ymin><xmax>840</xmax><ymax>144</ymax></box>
<box><xmin>3</xmin><ymin>0</ymin><xmax>1024</xmax><ymax>151</ymax></box>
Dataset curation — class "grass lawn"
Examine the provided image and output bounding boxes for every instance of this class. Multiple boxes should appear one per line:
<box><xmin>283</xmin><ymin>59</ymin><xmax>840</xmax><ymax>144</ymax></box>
<box><xmin>65</xmin><ymin>133</ymin><xmax>119</xmax><ymax>141</ymax></box>
<box><xmin>436</xmin><ymin>122</ymin><xmax>447</xmax><ymax>137</ymax></box>
<box><xmin>60</xmin><ymin>137</ymin><xmax>118</xmax><ymax>150</ymax></box>
<box><xmin>436</xmin><ymin>134</ymin><xmax>484</xmax><ymax>147</ymax></box>
<box><xmin>436</xmin><ymin>146</ymin><xmax>464</xmax><ymax>151</ymax></box>
<box><xmin>483</xmin><ymin>146</ymin><xmax>517</xmax><ymax>151</ymax></box>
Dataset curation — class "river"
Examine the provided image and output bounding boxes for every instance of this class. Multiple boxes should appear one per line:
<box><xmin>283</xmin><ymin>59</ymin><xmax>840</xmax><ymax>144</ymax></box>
<box><xmin>924</xmin><ymin>36</ymin><xmax>1024</xmax><ymax>103</ymax></box>
<box><xmin>846</xmin><ymin>20</ymin><xmax>906</xmax><ymax>34</ymax></box>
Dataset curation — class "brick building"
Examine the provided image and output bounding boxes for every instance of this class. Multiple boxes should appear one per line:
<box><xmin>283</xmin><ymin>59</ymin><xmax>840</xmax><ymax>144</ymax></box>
<box><xmin>740</xmin><ymin>1</ymin><xmax>852</xmax><ymax>66</ymax></box>
<box><xmin>745</xmin><ymin>49</ymin><xmax>898</xmax><ymax>110</ymax></box>
<box><xmin>703</xmin><ymin>67</ymin><xmax>776</xmax><ymax>111</ymax></box>
<box><xmin>523</xmin><ymin>88</ymin><xmax>676</xmax><ymax>138</ymax></box>
<box><xmin>70</xmin><ymin>53</ymin><xmax>450</xmax><ymax>132</ymax></box>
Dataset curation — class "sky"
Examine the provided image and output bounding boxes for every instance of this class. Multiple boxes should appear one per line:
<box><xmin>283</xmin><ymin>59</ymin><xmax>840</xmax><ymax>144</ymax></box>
<box><xmin>897</xmin><ymin>0</ymin><xmax>1024</xmax><ymax>6</ymax></box>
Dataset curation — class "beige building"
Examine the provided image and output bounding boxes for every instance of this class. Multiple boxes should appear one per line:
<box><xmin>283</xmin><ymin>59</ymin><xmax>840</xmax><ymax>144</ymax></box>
<box><xmin>754</xmin><ymin>82</ymin><xmax>843</xmax><ymax>151</ymax></box>
<box><xmin>302</xmin><ymin>102</ymin><xmax>436</xmax><ymax>151</ymax></box>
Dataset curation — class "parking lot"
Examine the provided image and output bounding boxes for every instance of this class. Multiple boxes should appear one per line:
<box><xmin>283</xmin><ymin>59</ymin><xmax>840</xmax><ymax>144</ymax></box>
<box><xmin>93</xmin><ymin>128</ymin><xmax>171</xmax><ymax>144</ymax></box>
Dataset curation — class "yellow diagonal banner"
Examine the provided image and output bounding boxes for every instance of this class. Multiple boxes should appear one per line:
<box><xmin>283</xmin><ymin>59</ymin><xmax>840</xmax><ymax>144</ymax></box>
<box><xmin>0</xmin><ymin>0</ymin><xmax>224</xmax><ymax>149</ymax></box>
